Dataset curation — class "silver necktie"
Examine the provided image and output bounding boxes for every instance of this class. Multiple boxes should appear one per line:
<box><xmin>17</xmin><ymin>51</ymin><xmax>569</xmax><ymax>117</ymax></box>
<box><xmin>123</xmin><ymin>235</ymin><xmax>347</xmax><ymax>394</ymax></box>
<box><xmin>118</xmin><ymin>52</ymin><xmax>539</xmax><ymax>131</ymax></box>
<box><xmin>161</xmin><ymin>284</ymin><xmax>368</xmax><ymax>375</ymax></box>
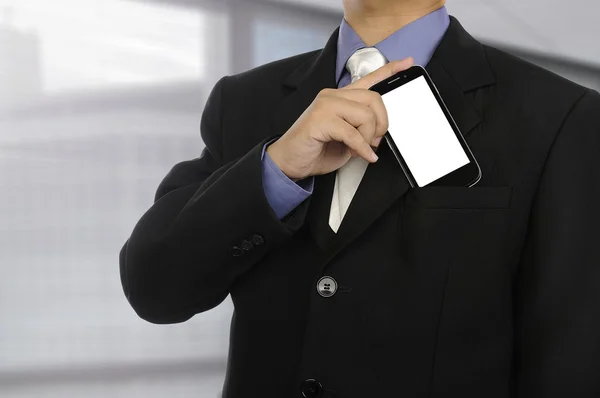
<box><xmin>328</xmin><ymin>47</ymin><xmax>388</xmax><ymax>233</ymax></box>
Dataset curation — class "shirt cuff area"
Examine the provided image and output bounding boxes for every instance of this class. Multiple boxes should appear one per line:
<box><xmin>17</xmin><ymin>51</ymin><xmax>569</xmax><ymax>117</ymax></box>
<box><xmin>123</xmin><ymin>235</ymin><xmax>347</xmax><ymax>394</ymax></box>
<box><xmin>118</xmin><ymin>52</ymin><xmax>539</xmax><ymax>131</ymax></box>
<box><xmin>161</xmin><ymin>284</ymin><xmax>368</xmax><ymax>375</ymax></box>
<box><xmin>261</xmin><ymin>141</ymin><xmax>314</xmax><ymax>220</ymax></box>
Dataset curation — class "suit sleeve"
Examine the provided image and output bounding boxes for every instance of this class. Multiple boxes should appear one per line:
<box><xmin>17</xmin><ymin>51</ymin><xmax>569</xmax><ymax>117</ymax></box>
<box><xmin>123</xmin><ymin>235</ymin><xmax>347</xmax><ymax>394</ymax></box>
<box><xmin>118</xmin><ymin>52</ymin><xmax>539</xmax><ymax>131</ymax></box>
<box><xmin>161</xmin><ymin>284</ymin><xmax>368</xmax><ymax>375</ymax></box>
<box><xmin>514</xmin><ymin>89</ymin><xmax>600</xmax><ymax>396</ymax></box>
<box><xmin>119</xmin><ymin>76</ymin><xmax>311</xmax><ymax>324</ymax></box>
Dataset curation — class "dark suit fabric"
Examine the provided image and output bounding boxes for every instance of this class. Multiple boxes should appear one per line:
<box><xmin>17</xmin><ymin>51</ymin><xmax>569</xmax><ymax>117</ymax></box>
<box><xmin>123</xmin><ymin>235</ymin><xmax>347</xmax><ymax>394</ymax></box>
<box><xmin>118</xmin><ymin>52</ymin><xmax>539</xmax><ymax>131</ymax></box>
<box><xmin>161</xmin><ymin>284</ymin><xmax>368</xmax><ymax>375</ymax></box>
<box><xmin>120</xmin><ymin>17</ymin><xmax>600</xmax><ymax>398</ymax></box>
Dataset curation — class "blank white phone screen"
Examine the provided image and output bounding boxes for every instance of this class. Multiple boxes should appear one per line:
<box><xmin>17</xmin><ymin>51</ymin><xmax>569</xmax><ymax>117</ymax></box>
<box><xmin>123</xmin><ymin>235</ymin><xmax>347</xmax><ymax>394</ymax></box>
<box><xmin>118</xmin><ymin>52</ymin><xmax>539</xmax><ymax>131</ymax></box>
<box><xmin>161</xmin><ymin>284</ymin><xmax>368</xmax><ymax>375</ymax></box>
<box><xmin>381</xmin><ymin>76</ymin><xmax>470</xmax><ymax>187</ymax></box>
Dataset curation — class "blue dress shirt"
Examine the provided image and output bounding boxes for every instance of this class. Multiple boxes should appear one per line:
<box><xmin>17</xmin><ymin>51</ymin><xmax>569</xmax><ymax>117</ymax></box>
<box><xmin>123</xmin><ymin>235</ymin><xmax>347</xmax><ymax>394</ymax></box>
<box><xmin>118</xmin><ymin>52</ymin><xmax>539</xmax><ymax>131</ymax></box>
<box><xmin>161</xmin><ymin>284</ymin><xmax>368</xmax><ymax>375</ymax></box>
<box><xmin>262</xmin><ymin>6</ymin><xmax>451</xmax><ymax>220</ymax></box>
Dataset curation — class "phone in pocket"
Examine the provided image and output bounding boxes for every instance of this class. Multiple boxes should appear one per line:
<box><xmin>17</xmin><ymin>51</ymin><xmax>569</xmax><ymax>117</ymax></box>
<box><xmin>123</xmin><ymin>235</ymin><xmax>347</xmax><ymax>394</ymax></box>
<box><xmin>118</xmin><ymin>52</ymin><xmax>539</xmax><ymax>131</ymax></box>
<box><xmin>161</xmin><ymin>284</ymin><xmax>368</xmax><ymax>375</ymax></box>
<box><xmin>369</xmin><ymin>65</ymin><xmax>481</xmax><ymax>188</ymax></box>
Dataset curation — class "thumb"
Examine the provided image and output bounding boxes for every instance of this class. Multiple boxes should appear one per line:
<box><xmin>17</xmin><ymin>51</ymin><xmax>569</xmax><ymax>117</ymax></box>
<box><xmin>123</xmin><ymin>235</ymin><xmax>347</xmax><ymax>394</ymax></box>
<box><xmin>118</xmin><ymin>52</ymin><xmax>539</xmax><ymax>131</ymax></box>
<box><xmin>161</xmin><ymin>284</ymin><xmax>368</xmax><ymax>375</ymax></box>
<box><xmin>343</xmin><ymin>57</ymin><xmax>415</xmax><ymax>90</ymax></box>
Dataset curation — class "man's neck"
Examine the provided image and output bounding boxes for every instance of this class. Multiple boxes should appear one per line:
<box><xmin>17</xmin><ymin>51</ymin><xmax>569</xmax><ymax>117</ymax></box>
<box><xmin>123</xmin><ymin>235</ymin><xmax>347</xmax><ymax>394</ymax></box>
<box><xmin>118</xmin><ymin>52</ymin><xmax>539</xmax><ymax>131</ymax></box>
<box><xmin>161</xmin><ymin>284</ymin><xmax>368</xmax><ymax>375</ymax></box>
<box><xmin>343</xmin><ymin>0</ymin><xmax>446</xmax><ymax>46</ymax></box>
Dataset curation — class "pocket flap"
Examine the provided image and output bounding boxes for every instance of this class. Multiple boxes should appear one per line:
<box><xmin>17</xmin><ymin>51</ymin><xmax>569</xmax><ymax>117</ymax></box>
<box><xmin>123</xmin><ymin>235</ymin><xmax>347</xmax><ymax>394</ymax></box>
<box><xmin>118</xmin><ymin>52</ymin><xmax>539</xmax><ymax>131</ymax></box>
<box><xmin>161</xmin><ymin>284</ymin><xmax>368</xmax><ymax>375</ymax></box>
<box><xmin>405</xmin><ymin>186</ymin><xmax>513</xmax><ymax>209</ymax></box>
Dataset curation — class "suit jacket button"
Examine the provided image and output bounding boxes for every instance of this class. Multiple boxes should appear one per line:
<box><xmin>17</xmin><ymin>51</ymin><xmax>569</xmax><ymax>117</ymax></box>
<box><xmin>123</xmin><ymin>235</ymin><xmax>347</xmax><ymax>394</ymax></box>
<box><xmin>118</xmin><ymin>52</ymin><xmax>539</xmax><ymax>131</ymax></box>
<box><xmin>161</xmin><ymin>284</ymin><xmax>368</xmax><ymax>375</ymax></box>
<box><xmin>229</xmin><ymin>246</ymin><xmax>244</xmax><ymax>257</ymax></box>
<box><xmin>301</xmin><ymin>379</ymin><xmax>323</xmax><ymax>398</ymax></box>
<box><xmin>317</xmin><ymin>276</ymin><xmax>337</xmax><ymax>298</ymax></box>
<box><xmin>241</xmin><ymin>240</ymin><xmax>254</xmax><ymax>252</ymax></box>
<box><xmin>250</xmin><ymin>234</ymin><xmax>265</xmax><ymax>246</ymax></box>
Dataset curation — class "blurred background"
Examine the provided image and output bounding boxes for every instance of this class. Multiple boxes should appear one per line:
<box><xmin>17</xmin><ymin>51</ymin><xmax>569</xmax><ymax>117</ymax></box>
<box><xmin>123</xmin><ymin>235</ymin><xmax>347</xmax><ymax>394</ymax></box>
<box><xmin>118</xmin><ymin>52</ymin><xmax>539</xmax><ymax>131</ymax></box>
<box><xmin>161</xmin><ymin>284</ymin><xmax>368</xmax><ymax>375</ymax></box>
<box><xmin>0</xmin><ymin>0</ymin><xmax>598</xmax><ymax>397</ymax></box>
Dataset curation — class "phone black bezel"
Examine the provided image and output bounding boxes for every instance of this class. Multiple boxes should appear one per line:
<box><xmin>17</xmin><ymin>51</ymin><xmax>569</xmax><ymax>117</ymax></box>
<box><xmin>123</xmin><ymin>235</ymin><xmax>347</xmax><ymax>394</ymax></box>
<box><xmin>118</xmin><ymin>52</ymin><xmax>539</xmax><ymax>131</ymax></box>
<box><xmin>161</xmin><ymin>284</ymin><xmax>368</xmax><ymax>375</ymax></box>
<box><xmin>369</xmin><ymin>65</ymin><xmax>481</xmax><ymax>187</ymax></box>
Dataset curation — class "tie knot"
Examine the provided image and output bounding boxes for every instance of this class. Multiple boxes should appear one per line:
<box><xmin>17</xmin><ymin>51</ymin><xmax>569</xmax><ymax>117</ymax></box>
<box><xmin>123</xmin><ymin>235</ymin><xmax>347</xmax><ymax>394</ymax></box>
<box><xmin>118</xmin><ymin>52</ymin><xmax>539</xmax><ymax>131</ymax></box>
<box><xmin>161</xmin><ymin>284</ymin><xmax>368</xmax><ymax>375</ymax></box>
<box><xmin>346</xmin><ymin>47</ymin><xmax>388</xmax><ymax>83</ymax></box>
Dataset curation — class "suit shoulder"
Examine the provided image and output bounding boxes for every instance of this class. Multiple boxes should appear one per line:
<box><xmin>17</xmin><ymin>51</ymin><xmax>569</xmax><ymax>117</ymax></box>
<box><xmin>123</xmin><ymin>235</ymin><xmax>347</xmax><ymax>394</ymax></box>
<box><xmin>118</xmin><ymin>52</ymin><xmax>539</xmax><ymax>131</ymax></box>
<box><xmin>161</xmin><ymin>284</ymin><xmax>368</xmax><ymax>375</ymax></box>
<box><xmin>482</xmin><ymin>44</ymin><xmax>589</xmax><ymax>104</ymax></box>
<box><xmin>225</xmin><ymin>49</ymin><xmax>321</xmax><ymax>88</ymax></box>
<box><xmin>482</xmin><ymin>45</ymin><xmax>599</xmax><ymax>148</ymax></box>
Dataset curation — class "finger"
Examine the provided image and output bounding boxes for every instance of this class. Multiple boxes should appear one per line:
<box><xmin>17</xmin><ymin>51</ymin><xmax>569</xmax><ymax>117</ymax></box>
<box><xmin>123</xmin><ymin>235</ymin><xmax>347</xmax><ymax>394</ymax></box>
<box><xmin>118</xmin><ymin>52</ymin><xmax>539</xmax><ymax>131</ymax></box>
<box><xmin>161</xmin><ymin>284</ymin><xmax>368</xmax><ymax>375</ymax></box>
<box><xmin>327</xmin><ymin>89</ymin><xmax>389</xmax><ymax>139</ymax></box>
<box><xmin>343</xmin><ymin>57</ymin><xmax>414</xmax><ymax>90</ymax></box>
<box><xmin>328</xmin><ymin>96</ymin><xmax>378</xmax><ymax>147</ymax></box>
<box><xmin>325</xmin><ymin>118</ymin><xmax>378</xmax><ymax>163</ymax></box>
<box><xmin>317</xmin><ymin>95</ymin><xmax>378</xmax><ymax>142</ymax></box>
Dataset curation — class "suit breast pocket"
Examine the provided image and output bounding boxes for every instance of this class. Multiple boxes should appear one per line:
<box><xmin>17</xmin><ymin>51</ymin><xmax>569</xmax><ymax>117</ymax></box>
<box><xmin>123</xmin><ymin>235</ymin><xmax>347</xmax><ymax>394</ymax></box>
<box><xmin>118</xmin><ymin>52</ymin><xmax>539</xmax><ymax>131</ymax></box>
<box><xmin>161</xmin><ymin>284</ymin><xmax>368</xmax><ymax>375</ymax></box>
<box><xmin>399</xmin><ymin>186</ymin><xmax>513</xmax><ymax>266</ymax></box>
<box><xmin>405</xmin><ymin>186</ymin><xmax>513</xmax><ymax>209</ymax></box>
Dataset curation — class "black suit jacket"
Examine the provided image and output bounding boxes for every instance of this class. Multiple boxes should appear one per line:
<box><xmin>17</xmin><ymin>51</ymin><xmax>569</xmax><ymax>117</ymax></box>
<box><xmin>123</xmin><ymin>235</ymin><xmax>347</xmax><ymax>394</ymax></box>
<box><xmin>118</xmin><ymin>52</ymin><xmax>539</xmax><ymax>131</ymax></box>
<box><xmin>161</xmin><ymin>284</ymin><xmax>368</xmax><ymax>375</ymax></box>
<box><xmin>120</xmin><ymin>17</ymin><xmax>600</xmax><ymax>397</ymax></box>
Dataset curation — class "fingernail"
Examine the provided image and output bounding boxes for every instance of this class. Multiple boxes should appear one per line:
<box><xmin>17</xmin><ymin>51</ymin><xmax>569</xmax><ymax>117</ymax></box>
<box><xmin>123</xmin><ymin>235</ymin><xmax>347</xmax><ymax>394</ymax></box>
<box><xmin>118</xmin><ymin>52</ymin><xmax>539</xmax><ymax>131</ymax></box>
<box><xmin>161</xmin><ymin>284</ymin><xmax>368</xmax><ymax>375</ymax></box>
<box><xmin>371</xmin><ymin>151</ymin><xmax>379</xmax><ymax>162</ymax></box>
<box><xmin>372</xmin><ymin>137</ymin><xmax>382</xmax><ymax>147</ymax></box>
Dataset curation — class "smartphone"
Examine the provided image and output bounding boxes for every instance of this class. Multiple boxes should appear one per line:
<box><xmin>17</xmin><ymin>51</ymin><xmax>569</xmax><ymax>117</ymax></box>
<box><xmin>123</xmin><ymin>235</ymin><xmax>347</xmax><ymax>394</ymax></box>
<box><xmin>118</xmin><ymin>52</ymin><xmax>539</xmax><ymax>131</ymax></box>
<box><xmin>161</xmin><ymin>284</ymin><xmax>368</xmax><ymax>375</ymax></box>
<box><xmin>369</xmin><ymin>65</ymin><xmax>481</xmax><ymax>188</ymax></box>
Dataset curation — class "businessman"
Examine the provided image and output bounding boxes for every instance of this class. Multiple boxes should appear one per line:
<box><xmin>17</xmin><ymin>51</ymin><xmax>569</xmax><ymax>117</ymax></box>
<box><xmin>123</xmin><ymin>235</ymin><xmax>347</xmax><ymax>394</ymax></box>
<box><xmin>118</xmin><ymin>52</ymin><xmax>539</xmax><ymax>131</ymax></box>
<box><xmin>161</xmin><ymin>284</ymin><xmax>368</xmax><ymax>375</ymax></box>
<box><xmin>119</xmin><ymin>0</ymin><xmax>600</xmax><ymax>396</ymax></box>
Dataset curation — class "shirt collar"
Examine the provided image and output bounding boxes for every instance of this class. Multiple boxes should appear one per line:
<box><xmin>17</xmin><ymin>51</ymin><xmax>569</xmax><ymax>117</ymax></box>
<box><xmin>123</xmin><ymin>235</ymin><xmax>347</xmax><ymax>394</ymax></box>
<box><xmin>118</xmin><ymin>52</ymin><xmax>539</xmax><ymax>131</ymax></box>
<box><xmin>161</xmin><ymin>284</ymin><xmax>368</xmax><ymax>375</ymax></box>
<box><xmin>336</xmin><ymin>6</ymin><xmax>451</xmax><ymax>85</ymax></box>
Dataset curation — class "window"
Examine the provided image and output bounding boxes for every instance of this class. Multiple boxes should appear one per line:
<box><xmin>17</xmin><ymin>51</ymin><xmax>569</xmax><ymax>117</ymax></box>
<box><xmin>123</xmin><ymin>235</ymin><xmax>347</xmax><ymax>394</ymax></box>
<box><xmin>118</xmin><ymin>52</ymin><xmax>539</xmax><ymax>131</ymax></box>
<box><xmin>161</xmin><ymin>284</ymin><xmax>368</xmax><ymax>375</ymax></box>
<box><xmin>0</xmin><ymin>1</ymin><xmax>339</xmax><ymax>397</ymax></box>
<box><xmin>0</xmin><ymin>0</ymin><xmax>204</xmax><ymax>97</ymax></box>
<box><xmin>253</xmin><ymin>16</ymin><xmax>334</xmax><ymax>67</ymax></box>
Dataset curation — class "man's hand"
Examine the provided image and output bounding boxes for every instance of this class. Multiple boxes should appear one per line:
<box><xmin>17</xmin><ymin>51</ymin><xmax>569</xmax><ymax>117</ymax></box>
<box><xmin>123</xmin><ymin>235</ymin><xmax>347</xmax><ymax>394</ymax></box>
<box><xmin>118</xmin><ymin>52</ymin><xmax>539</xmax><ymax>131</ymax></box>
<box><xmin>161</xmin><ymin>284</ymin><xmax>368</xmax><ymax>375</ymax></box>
<box><xmin>266</xmin><ymin>57</ymin><xmax>415</xmax><ymax>180</ymax></box>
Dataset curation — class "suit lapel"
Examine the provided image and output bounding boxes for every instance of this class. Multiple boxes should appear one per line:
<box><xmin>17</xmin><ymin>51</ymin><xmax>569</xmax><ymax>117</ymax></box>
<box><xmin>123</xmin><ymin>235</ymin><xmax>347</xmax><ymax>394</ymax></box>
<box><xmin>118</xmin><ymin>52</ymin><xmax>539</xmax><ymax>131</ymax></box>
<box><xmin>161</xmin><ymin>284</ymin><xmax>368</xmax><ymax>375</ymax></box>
<box><xmin>424</xmin><ymin>16</ymin><xmax>496</xmax><ymax>142</ymax></box>
<box><xmin>270</xmin><ymin>27</ymin><xmax>340</xmax><ymax>250</ymax></box>
<box><xmin>270</xmin><ymin>28</ymin><xmax>339</xmax><ymax>144</ymax></box>
<box><xmin>426</xmin><ymin>59</ymin><xmax>482</xmax><ymax>140</ymax></box>
<box><xmin>271</xmin><ymin>17</ymin><xmax>496</xmax><ymax>258</ymax></box>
